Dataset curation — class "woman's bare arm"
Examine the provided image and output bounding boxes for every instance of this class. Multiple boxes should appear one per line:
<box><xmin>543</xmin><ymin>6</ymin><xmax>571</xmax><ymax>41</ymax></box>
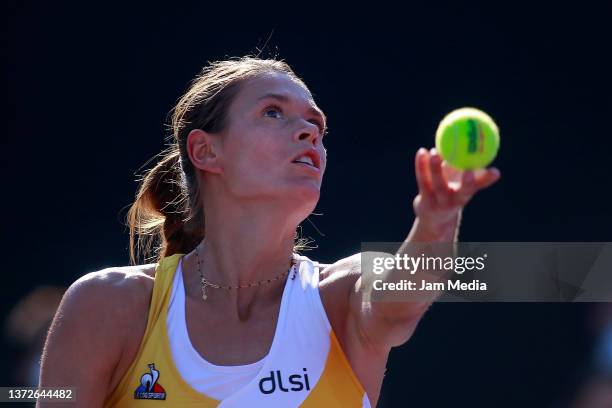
<box><xmin>38</xmin><ymin>269</ymin><xmax>152</xmax><ymax>408</ymax></box>
<box><xmin>345</xmin><ymin>148</ymin><xmax>501</xmax><ymax>353</ymax></box>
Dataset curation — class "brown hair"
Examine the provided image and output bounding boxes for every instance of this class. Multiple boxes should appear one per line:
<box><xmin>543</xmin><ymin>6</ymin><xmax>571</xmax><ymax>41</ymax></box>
<box><xmin>126</xmin><ymin>56</ymin><xmax>313</xmax><ymax>265</ymax></box>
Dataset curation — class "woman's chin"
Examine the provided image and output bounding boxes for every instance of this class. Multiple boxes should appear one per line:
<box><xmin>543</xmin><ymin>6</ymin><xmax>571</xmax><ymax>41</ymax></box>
<box><xmin>291</xmin><ymin>180</ymin><xmax>321</xmax><ymax>199</ymax></box>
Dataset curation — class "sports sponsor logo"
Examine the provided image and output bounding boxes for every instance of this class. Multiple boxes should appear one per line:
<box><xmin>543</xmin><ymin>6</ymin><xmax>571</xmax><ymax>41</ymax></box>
<box><xmin>258</xmin><ymin>368</ymin><xmax>311</xmax><ymax>394</ymax></box>
<box><xmin>134</xmin><ymin>363</ymin><xmax>167</xmax><ymax>400</ymax></box>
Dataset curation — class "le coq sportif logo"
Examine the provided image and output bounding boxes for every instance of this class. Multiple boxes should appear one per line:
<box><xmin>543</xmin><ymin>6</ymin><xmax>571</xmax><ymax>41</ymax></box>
<box><xmin>134</xmin><ymin>363</ymin><xmax>167</xmax><ymax>400</ymax></box>
<box><xmin>258</xmin><ymin>368</ymin><xmax>311</xmax><ymax>394</ymax></box>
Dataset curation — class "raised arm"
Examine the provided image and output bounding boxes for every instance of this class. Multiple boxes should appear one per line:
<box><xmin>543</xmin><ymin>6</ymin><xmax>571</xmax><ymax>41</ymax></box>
<box><xmin>38</xmin><ymin>269</ymin><xmax>152</xmax><ymax>408</ymax></box>
<box><xmin>346</xmin><ymin>147</ymin><xmax>500</xmax><ymax>353</ymax></box>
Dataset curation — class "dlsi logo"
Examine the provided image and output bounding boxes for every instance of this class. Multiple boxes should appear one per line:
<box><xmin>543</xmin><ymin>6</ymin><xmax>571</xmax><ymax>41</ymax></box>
<box><xmin>258</xmin><ymin>368</ymin><xmax>311</xmax><ymax>394</ymax></box>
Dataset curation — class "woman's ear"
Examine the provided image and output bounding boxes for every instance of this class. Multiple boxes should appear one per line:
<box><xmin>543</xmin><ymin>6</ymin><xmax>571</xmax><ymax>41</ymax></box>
<box><xmin>187</xmin><ymin>129</ymin><xmax>223</xmax><ymax>174</ymax></box>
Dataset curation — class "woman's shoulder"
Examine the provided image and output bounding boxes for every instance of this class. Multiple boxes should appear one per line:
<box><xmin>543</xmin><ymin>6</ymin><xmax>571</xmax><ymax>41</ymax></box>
<box><xmin>108</xmin><ymin>262</ymin><xmax>159</xmax><ymax>281</ymax></box>
<box><xmin>76</xmin><ymin>263</ymin><xmax>158</xmax><ymax>295</ymax></box>
<box><xmin>318</xmin><ymin>253</ymin><xmax>361</xmax><ymax>291</ymax></box>
<box><xmin>42</xmin><ymin>263</ymin><xmax>160</xmax><ymax>398</ymax></box>
<box><xmin>64</xmin><ymin>263</ymin><xmax>159</xmax><ymax>322</ymax></box>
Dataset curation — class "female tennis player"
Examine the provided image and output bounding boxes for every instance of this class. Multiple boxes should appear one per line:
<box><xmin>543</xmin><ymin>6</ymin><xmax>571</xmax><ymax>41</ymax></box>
<box><xmin>39</xmin><ymin>56</ymin><xmax>500</xmax><ymax>407</ymax></box>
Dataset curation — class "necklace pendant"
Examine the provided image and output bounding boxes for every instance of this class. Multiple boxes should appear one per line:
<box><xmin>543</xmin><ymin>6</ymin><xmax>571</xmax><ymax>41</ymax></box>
<box><xmin>201</xmin><ymin>281</ymin><xmax>208</xmax><ymax>301</ymax></box>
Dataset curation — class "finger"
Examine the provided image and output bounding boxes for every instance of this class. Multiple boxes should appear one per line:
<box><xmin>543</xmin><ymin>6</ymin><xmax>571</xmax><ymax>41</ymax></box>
<box><xmin>453</xmin><ymin>168</ymin><xmax>501</xmax><ymax>206</ymax></box>
<box><xmin>415</xmin><ymin>147</ymin><xmax>434</xmax><ymax>197</ymax></box>
<box><xmin>429</xmin><ymin>148</ymin><xmax>449</xmax><ymax>204</ymax></box>
<box><xmin>442</xmin><ymin>161</ymin><xmax>462</xmax><ymax>188</ymax></box>
<box><xmin>474</xmin><ymin>167</ymin><xmax>501</xmax><ymax>191</ymax></box>
<box><xmin>453</xmin><ymin>170</ymin><xmax>477</xmax><ymax>206</ymax></box>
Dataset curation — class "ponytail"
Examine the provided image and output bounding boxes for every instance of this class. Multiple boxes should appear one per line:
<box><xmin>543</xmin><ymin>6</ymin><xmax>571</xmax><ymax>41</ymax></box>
<box><xmin>126</xmin><ymin>144</ymin><xmax>203</xmax><ymax>265</ymax></box>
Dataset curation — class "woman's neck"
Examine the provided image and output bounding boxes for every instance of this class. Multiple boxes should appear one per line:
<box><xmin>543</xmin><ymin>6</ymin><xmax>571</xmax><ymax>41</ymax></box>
<box><xmin>181</xmin><ymin>201</ymin><xmax>301</xmax><ymax>319</ymax></box>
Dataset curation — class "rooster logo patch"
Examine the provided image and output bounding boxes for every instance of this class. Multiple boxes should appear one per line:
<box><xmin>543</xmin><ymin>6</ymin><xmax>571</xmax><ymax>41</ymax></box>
<box><xmin>134</xmin><ymin>363</ymin><xmax>167</xmax><ymax>400</ymax></box>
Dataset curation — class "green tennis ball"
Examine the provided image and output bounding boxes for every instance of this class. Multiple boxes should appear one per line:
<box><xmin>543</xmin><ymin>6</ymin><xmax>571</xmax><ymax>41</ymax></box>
<box><xmin>435</xmin><ymin>107</ymin><xmax>500</xmax><ymax>170</ymax></box>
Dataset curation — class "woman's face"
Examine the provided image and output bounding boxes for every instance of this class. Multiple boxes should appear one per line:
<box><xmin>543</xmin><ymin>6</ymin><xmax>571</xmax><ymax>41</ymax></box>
<box><xmin>215</xmin><ymin>72</ymin><xmax>327</xmax><ymax>209</ymax></box>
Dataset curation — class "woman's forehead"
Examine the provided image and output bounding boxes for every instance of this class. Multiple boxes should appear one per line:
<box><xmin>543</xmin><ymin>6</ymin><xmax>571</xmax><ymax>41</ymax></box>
<box><xmin>237</xmin><ymin>73</ymin><xmax>319</xmax><ymax>110</ymax></box>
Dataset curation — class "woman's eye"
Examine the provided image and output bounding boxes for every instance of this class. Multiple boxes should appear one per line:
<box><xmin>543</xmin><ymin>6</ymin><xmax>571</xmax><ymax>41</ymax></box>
<box><xmin>263</xmin><ymin>106</ymin><xmax>325</xmax><ymax>134</ymax></box>
<box><xmin>264</xmin><ymin>106</ymin><xmax>282</xmax><ymax>118</ymax></box>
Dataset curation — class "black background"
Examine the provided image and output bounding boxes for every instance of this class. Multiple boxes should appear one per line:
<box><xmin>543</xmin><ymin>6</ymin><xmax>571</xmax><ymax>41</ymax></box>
<box><xmin>3</xmin><ymin>2</ymin><xmax>611</xmax><ymax>407</ymax></box>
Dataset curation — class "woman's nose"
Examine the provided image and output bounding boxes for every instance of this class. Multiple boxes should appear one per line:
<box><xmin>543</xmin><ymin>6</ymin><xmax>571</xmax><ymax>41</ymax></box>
<box><xmin>294</xmin><ymin>121</ymin><xmax>320</xmax><ymax>145</ymax></box>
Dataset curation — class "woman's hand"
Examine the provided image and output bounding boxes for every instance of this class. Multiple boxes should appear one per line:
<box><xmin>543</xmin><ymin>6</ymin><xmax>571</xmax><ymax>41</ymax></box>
<box><xmin>413</xmin><ymin>147</ymin><xmax>501</xmax><ymax>236</ymax></box>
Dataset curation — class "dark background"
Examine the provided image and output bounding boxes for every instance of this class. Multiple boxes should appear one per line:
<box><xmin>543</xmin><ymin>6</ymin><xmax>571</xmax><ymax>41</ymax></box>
<box><xmin>3</xmin><ymin>2</ymin><xmax>611</xmax><ymax>407</ymax></box>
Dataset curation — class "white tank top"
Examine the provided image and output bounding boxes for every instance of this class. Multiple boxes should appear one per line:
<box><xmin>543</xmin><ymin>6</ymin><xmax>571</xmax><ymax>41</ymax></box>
<box><xmin>167</xmin><ymin>257</ymin><xmax>272</xmax><ymax>399</ymax></box>
<box><xmin>166</xmin><ymin>254</ymin><xmax>371</xmax><ymax>407</ymax></box>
